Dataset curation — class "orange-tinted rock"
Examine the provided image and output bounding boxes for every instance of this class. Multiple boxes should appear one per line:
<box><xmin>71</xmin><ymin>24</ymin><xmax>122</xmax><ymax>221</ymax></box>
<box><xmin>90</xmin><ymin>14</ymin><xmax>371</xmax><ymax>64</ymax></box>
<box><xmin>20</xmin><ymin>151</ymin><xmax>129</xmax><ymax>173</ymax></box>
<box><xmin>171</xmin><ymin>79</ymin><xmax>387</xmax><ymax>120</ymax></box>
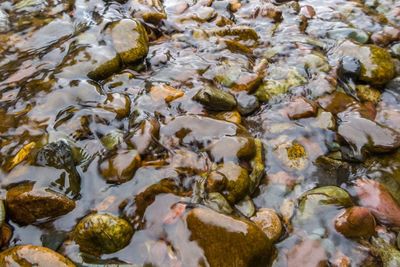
<box><xmin>317</xmin><ymin>92</ymin><xmax>355</xmax><ymax>115</ymax></box>
<box><xmin>334</xmin><ymin>206</ymin><xmax>376</xmax><ymax>238</ymax></box>
<box><xmin>149</xmin><ymin>84</ymin><xmax>184</xmax><ymax>103</ymax></box>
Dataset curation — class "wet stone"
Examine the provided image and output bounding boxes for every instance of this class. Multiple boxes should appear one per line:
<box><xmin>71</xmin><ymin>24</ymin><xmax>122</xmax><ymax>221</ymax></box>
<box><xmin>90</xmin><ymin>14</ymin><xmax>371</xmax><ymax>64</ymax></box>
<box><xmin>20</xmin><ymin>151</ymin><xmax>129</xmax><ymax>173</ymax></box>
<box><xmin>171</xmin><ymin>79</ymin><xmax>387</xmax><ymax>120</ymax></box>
<box><xmin>236</xmin><ymin>92</ymin><xmax>260</xmax><ymax>115</ymax></box>
<box><xmin>286</xmin><ymin>97</ymin><xmax>318</xmax><ymax>120</ymax></box>
<box><xmin>207</xmin><ymin>136</ymin><xmax>255</xmax><ymax>162</ymax></box>
<box><xmin>355</xmin><ymin>85</ymin><xmax>381</xmax><ymax>103</ymax></box>
<box><xmin>186</xmin><ymin>207</ymin><xmax>273</xmax><ymax>267</ymax></box>
<box><xmin>0</xmin><ymin>245</ymin><xmax>75</xmax><ymax>267</ymax></box>
<box><xmin>193</xmin><ymin>86</ymin><xmax>237</xmax><ymax>111</ymax></box>
<box><xmin>333</xmin><ymin>40</ymin><xmax>396</xmax><ymax>85</ymax></box>
<box><xmin>338</xmin><ymin>56</ymin><xmax>362</xmax><ymax>81</ymax></box>
<box><xmin>334</xmin><ymin>206</ymin><xmax>376</xmax><ymax>238</ymax></box>
<box><xmin>73</xmin><ymin>213</ymin><xmax>134</xmax><ymax>255</ymax></box>
<box><xmin>338</xmin><ymin>116</ymin><xmax>400</xmax><ymax>154</ymax></box>
<box><xmin>99</xmin><ymin>150</ymin><xmax>141</xmax><ymax>184</ymax></box>
<box><xmin>110</xmin><ymin>19</ymin><xmax>149</xmax><ymax>65</ymax></box>
<box><xmin>251</xmin><ymin>208</ymin><xmax>283</xmax><ymax>243</ymax></box>
<box><xmin>207</xmin><ymin>162</ymin><xmax>250</xmax><ymax>204</ymax></box>
<box><xmin>149</xmin><ymin>84</ymin><xmax>184</xmax><ymax>103</ymax></box>
<box><xmin>6</xmin><ymin>182</ymin><xmax>75</xmax><ymax>225</ymax></box>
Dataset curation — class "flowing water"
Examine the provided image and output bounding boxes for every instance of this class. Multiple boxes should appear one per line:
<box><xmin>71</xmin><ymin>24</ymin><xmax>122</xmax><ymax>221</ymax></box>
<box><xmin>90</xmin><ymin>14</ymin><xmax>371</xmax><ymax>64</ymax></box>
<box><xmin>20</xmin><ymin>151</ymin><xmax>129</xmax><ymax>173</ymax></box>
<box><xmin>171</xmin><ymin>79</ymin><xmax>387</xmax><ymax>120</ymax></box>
<box><xmin>0</xmin><ymin>0</ymin><xmax>400</xmax><ymax>266</ymax></box>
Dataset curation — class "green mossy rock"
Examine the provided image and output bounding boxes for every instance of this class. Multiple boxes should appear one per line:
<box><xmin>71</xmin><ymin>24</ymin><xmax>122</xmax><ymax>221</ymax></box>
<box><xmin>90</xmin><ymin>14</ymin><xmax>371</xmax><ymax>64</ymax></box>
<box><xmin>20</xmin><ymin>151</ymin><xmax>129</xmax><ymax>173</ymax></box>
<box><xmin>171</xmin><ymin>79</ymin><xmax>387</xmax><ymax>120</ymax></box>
<box><xmin>334</xmin><ymin>41</ymin><xmax>395</xmax><ymax>85</ymax></box>
<box><xmin>254</xmin><ymin>69</ymin><xmax>306</xmax><ymax>102</ymax></box>
<box><xmin>110</xmin><ymin>19</ymin><xmax>149</xmax><ymax>65</ymax></box>
<box><xmin>207</xmin><ymin>162</ymin><xmax>250</xmax><ymax>204</ymax></box>
<box><xmin>193</xmin><ymin>86</ymin><xmax>236</xmax><ymax>111</ymax></box>
<box><xmin>371</xmin><ymin>237</ymin><xmax>400</xmax><ymax>267</ymax></box>
<box><xmin>298</xmin><ymin>186</ymin><xmax>353</xmax><ymax>219</ymax></box>
<box><xmin>73</xmin><ymin>213</ymin><xmax>133</xmax><ymax>255</ymax></box>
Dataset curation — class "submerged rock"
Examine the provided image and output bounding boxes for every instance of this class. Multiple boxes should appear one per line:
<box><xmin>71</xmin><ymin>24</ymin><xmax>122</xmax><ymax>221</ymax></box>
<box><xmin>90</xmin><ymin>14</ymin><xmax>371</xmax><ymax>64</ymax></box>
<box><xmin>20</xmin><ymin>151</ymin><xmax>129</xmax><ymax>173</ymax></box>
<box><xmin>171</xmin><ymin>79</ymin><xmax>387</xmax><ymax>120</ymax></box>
<box><xmin>73</xmin><ymin>213</ymin><xmax>133</xmax><ymax>255</ymax></box>
<box><xmin>206</xmin><ymin>162</ymin><xmax>250</xmax><ymax>204</ymax></box>
<box><xmin>149</xmin><ymin>84</ymin><xmax>184</xmax><ymax>103</ymax></box>
<box><xmin>85</xmin><ymin>47</ymin><xmax>122</xmax><ymax>81</ymax></box>
<box><xmin>109</xmin><ymin>19</ymin><xmax>149</xmax><ymax>65</ymax></box>
<box><xmin>286</xmin><ymin>239</ymin><xmax>328</xmax><ymax>267</ymax></box>
<box><xmin>354</xmin><ymin>178</ymin><xmax>400</xmax><ymax>227</ymax></box>
<box><xmin>338</xmin><ymin>56</ymin><xmax>362</xmax><ymax>81</ymax></box>
<box><xmin>254</xmin><ymin>69</ymin><xmax>306</xmax><ymax>102</ymax></box>
<box><xmin>334</xmin><ymin>206</ymin><xmax>376</xmax><ymax>238</ymax></box>
<box><xmin>193</xmin><ymin>86</ymin><xmax>236</xmax><ymax>111</ymax></box>
<box><xmin>355</xmin><ymin>85</ymin><xmax>381</xmax><ymax>103</ymax></box>
<box><xmin>236</xmin><ymin>92</ymin><xmax>260</xmax><ymax>115</ymax></box>
<box><xmin>298</xmin><ymin>186</ymin><xmax>353</xmax><ymax>219</ymax></box>
<box><xmin>333</xmin><ymin>41</ymin><xmax>395</xmax><ymax>85</ymax></box>
<box><xmin>186</xmin><ymin>207</ymin><xmax>272</xmax><ymax>267</ymax></box>
<box><xmin>99</xmin><ymin>150</ymin><xmax>141</xmax><ymax>184</ymax></box>
<box><xmin>338</xmin><ymin>116</ymin><xmax>400</xmax><ymax>154</ymax></box>
<box><xmin>127</xmin><ymin>119</ymin><xmax>160</xmax><ymax>154</ymax></box>
<box><xmin>0</xmin><ymin>245</ymin><xmax>75</xmax><ymax>266</ymax></box>
<box><xmin>160</xmin><ymin>115</ymin><xmax>248</xmax><ymax>149</ymax></box>
<box><xmin>371</xmin><ymin>237</ymin><xmax>400</xmax><ymax>267</ymax></box>
<box><xmin>286</xmin><ymin>97</ymin><xmax>317</xmax><ymax>120</ymax></box>
<box><xmin>207</xmin><ymin>136</ymin><xmax>255</xmax><ymax>162</ymax></box>
<box><xmin>6</xmin><ymin>182</ymin><xmax>75</xmax><ymax>225</ymax></box>
<box><xmin>251</xmin><ymin>208</ymin><xmax>283</xmax><ymax>243</ymax></box>
<box><xmin>327</xmin><ymin>28</ymin><xmax>369</xmax><ymax>44</ymax></box>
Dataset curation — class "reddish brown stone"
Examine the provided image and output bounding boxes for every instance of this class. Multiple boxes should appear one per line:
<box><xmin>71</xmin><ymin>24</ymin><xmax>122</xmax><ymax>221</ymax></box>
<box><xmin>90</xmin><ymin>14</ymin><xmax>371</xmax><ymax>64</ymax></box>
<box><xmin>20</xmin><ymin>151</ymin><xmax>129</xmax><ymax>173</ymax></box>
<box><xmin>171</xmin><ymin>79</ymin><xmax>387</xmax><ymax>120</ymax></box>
<box><xmin>286</xmin><ymin>97</ymin><xmax>318</xmax><ymax>120</ymax></box>
<box><xmin>317</xmin><ymin>92</ymin><xmax>355</xmax><ymax>115</ymax></box>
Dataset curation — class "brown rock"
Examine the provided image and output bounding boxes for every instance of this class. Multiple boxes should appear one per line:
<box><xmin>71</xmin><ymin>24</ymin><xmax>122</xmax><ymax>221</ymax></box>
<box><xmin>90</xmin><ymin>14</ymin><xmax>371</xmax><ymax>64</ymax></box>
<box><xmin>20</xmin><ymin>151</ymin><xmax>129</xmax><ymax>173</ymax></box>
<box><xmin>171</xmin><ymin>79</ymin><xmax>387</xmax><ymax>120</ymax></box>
<box><xmin>149</xmin><ymin>84</ymin><xmax>184</xmax><ymax>103</ymax></box>
<box><xmin>334</xmin><ymin>206</ymin><xmax>376</xmax><ymax>238</ymax></box>
<box><xmin>6</xmin><ymin>183</ymin><xmax>75</xmax><ymax>225</ymax></box>
<box><xmin>251</xmin><ymin>208</ymin><xmax>283</xmax><ymax>242</ymax></box>
<box><xmin>187</xmin><ymin>207</ymin><xmax>273</xmax><ymax>267</ymax></box>
<box><xmin>286</xmin><ymin>97</ymin><xmax>318</xmax><ymax>120</ymax></box>
<box><xmin>0</xmin><ymin>245</ymin><xmax>75</xmax><ymax>266</ymax></box>
<box><xmin>99</xmin><ymin>150</ymin><xmax>141</xmax><ymax>184</ymax></box>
